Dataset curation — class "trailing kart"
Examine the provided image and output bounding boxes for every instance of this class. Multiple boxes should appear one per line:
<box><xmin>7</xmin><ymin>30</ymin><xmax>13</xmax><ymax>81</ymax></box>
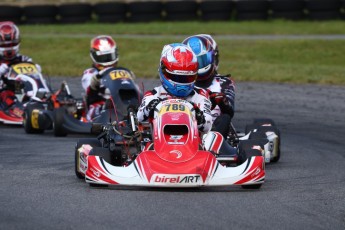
<box><xmin>11</xmin><ymin>62</ymin><xmax>83</xmax><ymax>134</ymax></box>
<box><xmin>23</xmin><ymin>81</ymin><xmax>83</xmax><ymax>135</ymax></box>
<box><xmin>226</xmin><ymin>118</ymin><xmax>281</xmax><ymax>164</ymax></box>
<box><xmin>35</xmin><ymin>67</ymin><xmax>142</xmax><ymax>136</ymax></box>
<box><xmin>0</xmin><ymin>62</ymin><xmax>50</xmax><ymax>125</ymax></box>
<box><xmin>75</xmin><ymin>99</ymin><xmax>265</xmax><ymax>189</ymax></box>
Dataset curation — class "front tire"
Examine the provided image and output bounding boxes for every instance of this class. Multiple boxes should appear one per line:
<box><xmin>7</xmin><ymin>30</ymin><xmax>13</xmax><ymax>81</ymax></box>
<box><xmin>75</xmin><ymin>138</ymin><xmax>101</xmax><ymax>179</ymax></box>
<box><xmin>23</xmin><ymin>103</ymin><xmax>45</xmax><ymax>134</ymax></box>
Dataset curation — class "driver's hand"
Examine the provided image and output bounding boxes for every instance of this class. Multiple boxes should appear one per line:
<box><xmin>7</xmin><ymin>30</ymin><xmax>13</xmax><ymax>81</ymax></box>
<box><xmin>90</xmin><ymin>73</ymin><xmax>101</xmax><ymax>90</ymax></box>
<box><xmin>190</xmin><ymin>102</ymin><xmax>205</xmax><ymax>125</ymax></box>
<box><xmin>146</xmin><ymin>99</ymin><xmax>160</xmax><ymax>118</ymax></box>
<box><xmin>210</xmin><ymin>92</ymin><xmax>226</xmax><ymax>106</ymax></box>
<box><xmin>0</xmin><ymin>63</ymin><xmax>9</xmax><ymax>76</ymax></box>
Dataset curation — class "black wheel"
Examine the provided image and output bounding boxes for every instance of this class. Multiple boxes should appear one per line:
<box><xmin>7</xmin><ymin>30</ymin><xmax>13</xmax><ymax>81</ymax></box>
<box><xmin>200</xmin><ymin>0</ymin><xmax>234</xmax><ymax>21</ymax></box>
<box><xmin>54</xmin><ymin>107</ymin><xmax>67</xmax><ymax>137</ymax></box>
<box><xmin>305</xmin><ymin>0</ymin><xmax>341</xmax><ymax>20</ymax></box>
<box><xmin>94</xmin><ymin>2</ymin><xmax>126</xmax><ymax>22</ymax></box>
<box><xmin>23</xmin><ymin>5</ymin><xmax>57</xmax><ymax>24</ymax></box>
<box><xmin>242</xmin><ymin>184</ymin><xmax>262</xmax><ymax>189</ymax></box>
<box><xmin>0</xmin><ymin>5</ymin><xmax>23</xmax><ymax>23</ymax></box>
<box><xmin>127</xmin><ymin>2</ymin><xmax>163</xmax><ymax>22</ymax></box>
<box><xmin>75</xmin><ymin>138</ymin><xmax>101</xmax><ymax>179</ymax></box>
<box><xmin>235</xmin><ymin>0</ymin><xmax>269</xmax><ymax>20</ymax></box>
<box><xmin>270</xmin><ymin>0</ymin><xmax>305</xmax><ymax>12</ymax></box>
<box><xmin>58</xmin><ymin>3</ymin><xmax>92</xmax><ymax>23</ymax></box>
<box><xmin>89</xmin><ymin>183</ymin><xmax>108</xmax><ymax>188</ymax></box>
<box><xmin>164</xmin><ymin>1</ymin><xmax>198</xmax><ymax>21</ymax></box>
<box><xmin>23</xmin><ymin>103</ymin><xmax>45</xmax><ymax>134</ymax></box>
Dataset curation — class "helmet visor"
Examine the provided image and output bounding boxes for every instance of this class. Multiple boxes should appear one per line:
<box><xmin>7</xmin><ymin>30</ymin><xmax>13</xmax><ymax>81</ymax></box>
<box><xmin>92</xmin><ymin>52</ymin><xmax>117</xmax><ymax>63</ymax></box>
<box><xmin>197</xmin><ymin>52</ymin><xmax>213</xmax><ymax>70</ymax></box>
<box><xmin>164</xmin><ymin>71</ymin><xmax>197</xmax><ymax>84</ymax></box>
<box><xmin>0</xmin><ymin>40</ymin><xmax>19</xmax><ymax>48</ymax></box>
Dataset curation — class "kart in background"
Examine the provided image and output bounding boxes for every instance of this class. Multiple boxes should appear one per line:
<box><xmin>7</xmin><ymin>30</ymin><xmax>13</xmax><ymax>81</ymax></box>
<box><xmin>24</xmin><ymin>67</ymin><xmax>142</xmax><ymax>136</ymax></box>
<box><xmin>0</xmin><ymin>62</ymin><xmax>50</xmax><ymax>125</ymax></box>
<box><xmin>227</xmin><ymin>118</ymin><xmax>281</xmax><ymax>164</ymax></box>
<box><xmin>75</xmin><ymin>99</ymin><xmax>265</xmax><ymax>189</ymax></box>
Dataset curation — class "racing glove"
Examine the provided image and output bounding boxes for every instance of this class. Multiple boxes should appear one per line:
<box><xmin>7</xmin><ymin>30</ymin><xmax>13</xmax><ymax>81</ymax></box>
<box><xmin>0</xmin><ymin>63</ymin><xmax>9</xmax><ymax>76</ymax></box>
<box><xmin>145</xmin><ymin>99</ymin><xmax>160</xmax><ymax>118</ymax></box>
<box><xmin>191</xmin><ymin>103</ymin><xmax>206</xmax><ymax>126</ymax></box>
<box><xmin>90</xmin><ymin>74</ymin><xmax>101</xmax><ymax>90</ymax></box>
<box><xmin>90</xmin><ymin>68</ymin><xmax>110</xmax><ymax>90</ymax></box>
<box><xmin>210</xmin><ymin>92</ymin><xmax>234</xmax><ymax>118</ymax></box>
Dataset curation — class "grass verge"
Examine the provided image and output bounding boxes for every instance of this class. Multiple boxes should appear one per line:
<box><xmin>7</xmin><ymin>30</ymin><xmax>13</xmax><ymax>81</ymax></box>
<box><xmin>19</xmin><ymin>21</ymin><xmax>345</xmax><ymax>85</ymax></box>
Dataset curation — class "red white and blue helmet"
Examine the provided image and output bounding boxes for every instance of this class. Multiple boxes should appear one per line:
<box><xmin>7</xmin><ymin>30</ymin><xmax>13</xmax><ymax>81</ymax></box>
<box><xmin>0</xmin><ymin>21</ymin><xmax>20</xmax><ymax>60</ymax></box>
<box><xmin>159</xmin><ymin>43</ymin><xmax>198</xmax><ymax>97</ymax></box>
<box><xmin>182</xmin><ymin>35</ymin><xmax>216</xmax><ymax>82</ymax></box>
<box><xmin>90</xmin><ymin>35</ymin><xmax>118</xmax><ymax>67</ymax></box>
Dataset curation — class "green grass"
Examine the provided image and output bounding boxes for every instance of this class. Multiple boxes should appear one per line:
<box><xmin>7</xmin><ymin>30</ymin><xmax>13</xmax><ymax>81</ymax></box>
<box><xmin>19</xmin><ymin>21</ymin><xmax>345</xmax><ymax>85</ymax></box>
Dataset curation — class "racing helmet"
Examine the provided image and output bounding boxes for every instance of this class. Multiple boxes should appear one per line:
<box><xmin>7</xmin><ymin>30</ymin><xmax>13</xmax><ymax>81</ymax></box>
<box><xmin>182</xmin><ymin>35</ymin><xmax>216</xmax><ymax>82</ymax></box>
<box><xmin>159</xmin><ymin>43</ymin><xmax>198</xmax><ymax>97</ymax></box>
<box><xmin>90</xmin><ymin>35</ymin><xmax>118</xmax><ymax>67</ymax></box>
<box><xmin>198</xmin><ymin>34</ymin><xmax>219</xmax><ymax>70</ymax></box>
<box><xmin>0</xmin><ymin>21</ymin><xmax>20</xmax><ymax>60</ymax></box>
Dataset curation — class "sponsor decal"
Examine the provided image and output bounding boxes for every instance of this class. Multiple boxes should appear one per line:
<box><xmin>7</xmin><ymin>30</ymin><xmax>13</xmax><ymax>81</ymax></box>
<box><xmin>251</xmin><ymin>167</ymin><xmax>261</xmax><ymax>178</ymax></box>
<box><xmin>90</xmin><ymin>167</ymin><xmax>101</xmax><ymax>178</ymax></box>
<box><xmin>152</xmin><ymin>174</ymin><xmax>201</xmax><ymax>184</ymax></box>
<box><xmin>170</xmin><ymin>150</ymin><xmax>182</xmax><ymax>158</ymax></box>
<box><xmin>169</xmin><ymin>135</ymin><xmax>183</xmax><ymax>141</ymax></box>
<box><xmin>121</xmin><ymin>79</ymin><xmax>131</xmax><ymax>85</ymax></box>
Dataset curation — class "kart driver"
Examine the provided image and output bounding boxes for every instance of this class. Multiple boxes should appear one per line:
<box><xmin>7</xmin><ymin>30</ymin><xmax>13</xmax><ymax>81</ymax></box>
<box><xmin>81</xmin><ymin>35</ymin><xmax>136</xmax><ymax>121</ymax></box>
<box><xmin>0</xmin><ymin>21</ymin><xmax>40</xmax><ymax>110</ymax></box>
<box><xmin>183</xmin><ymin>34</ymin><xmax>235</xmax><ymax>138</ymax></box>
<box><xmin>137</xmin><ymin>43</ymin><xmax>213</xmax><ymax>133</ymax></box>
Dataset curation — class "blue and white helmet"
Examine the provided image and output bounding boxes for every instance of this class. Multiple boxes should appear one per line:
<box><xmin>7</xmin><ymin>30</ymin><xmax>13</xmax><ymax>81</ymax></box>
<box><xmin>182</xmin><ymin>35</ymin><xmax>216</xmax><ymax>82</ymax></box>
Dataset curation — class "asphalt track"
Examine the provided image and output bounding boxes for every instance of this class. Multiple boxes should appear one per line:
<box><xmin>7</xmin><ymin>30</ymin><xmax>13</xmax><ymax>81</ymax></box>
<box><xmin>1</xmin><ymin>78</ymin><xmax>344</xmax><ymax>230</ymax></box>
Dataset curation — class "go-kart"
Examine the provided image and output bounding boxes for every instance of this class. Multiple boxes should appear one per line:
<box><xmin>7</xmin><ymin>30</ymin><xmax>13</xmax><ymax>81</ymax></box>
<box><xmin>0</xmin><ymin>62</ymin><xmax>51</xmax><ymax>125</ymax></box>
<box><xmin>12</xmin><ymin>62</ymin><xmax>83</xmax><ymax>135</ymax></box>
<box><xmin>36</xmin><ymin>67</ymin><xmax>142</xmax><ymax>136</ymax></box>
<box><xmin>228</xmin><ymin>118</ymin><xmax>281</xmax><ymax>163</ymax></box>
<box><xmin>75</xmin><ymin>99</ymin><xmax>265</xmax><ymax>189</ymax></box>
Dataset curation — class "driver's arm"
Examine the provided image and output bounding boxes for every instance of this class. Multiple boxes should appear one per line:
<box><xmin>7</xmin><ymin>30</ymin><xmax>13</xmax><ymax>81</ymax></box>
<box><xmin>137</xmin><ymin>89</ymin><xmax>160</xmax><ymax>122</ymax></box>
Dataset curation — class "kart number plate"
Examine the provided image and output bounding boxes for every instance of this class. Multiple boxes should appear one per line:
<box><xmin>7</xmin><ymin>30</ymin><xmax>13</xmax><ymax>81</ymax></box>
<box><xmin>109</xmin><ymin>70</ymin><xmax>131</xmax><ymax>80</ymax></box>
<box><xmin>13</xmin><ymin>63</ymin><xmax>38</xmax><ymax>75</ymax></box>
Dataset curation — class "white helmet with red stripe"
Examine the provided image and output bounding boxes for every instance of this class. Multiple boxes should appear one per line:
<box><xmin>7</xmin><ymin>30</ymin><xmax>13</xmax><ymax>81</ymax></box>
<box><xmin>0</xmin><ymin>21</ymin><xmax>20</xmax><ymax>60</ymax></box>
<box><xmin>90</xmin><ymin>35</ymin><xmax>118</xmax><ymax>67</ymax></box>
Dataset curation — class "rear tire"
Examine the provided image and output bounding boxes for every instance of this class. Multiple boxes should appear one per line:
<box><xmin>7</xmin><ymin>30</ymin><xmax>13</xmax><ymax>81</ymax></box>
<box><xmin>75</xmin><ymin>139</ymin><xmax>101</xmax><ymax>179</ymax></box>
<box><xmin>54</xmin><ymin>107</ymin><xmax>67</xmax><ymax>137</ymax></box>
<box><xmin>242</xmin><ymin>184</ymin><xmax>262</xmax><ymax>189</ymax></box>
<box><xmin>23</xmin><ymin>103</ymin><xmax>45</xmax><ymax>134</ymax></box>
